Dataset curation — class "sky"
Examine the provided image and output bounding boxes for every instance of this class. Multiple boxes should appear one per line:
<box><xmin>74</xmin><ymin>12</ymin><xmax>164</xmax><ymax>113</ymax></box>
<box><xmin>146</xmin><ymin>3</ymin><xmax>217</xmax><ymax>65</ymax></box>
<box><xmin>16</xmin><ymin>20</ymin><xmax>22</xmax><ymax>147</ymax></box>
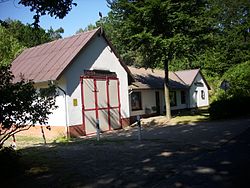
<box><xmin>0</xmin><ymin>0</ymin><xmax>111</xmax><ymax>37</ymax></box>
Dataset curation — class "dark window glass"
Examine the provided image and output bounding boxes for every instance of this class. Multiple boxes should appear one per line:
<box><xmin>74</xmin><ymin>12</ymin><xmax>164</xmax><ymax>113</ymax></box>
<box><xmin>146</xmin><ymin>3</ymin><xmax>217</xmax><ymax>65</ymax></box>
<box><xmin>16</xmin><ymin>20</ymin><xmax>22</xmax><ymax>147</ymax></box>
<box><xmin>181</xmin><ymin>91</ymin><xmax>186</xmax><ymax>104</ymax></box>
<box><xmin>170</xmin><ymin>91</ymin><xmax>177</xmax><ymax>107</ymax></box>
<box><xmin>201</xmin><ymin>90</ymin><xmax>205</xmax><ymax>100</ymax></box>
<box><xmin>131</xmin><ymin>92</ymin><xmax>142</xmax><ymax>111</ymax></box>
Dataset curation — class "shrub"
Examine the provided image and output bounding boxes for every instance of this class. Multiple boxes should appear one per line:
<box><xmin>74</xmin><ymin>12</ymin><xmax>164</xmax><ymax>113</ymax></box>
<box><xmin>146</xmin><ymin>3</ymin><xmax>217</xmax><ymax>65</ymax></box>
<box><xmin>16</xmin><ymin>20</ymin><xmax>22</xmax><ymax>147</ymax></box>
<box><xmin>222</xmin><ymin>61</ymin><xmax>250</xmax><ymax>97</ymax></box>
<box><xmin>209</xmin><ymin>96</ymin><xmax>250</xmax><ymax>119</ymax></box>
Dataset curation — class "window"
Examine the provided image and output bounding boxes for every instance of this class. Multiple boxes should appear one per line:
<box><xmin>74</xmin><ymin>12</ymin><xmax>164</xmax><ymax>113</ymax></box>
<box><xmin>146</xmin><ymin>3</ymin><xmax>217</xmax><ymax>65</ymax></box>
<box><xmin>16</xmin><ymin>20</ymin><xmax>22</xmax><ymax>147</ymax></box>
<box><xmin>170</xmin><ymin>91</ymin><xmax>177</xmax><ymax>107</ymax></box>
<box><xmin>131</xmin><ymin>92</ymin><xmax>142</xmax><ymax>111</ymax></box>
<box><xmin>201</xmin><ymin>90</ymin><xmax>205</xmax><ymax>100</ymax></box>
<box><xmin>181</xmin><ymin>91</ymin><xmax>186</xmax><ymax>104</ymax></box>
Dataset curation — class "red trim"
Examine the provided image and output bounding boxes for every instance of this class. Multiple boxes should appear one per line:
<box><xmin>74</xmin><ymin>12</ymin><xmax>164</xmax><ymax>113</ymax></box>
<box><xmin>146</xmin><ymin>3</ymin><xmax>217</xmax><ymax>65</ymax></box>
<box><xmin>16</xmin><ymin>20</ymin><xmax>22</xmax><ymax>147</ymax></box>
<box><xmin>80</xmin><ymin>75</ymin><xmax>117</xmax><ymax>80</ymax></box>
<box><xmin>106</xmin><ymin>78</ymin><xmax>111</xmax><ymax>130</ymax></box>
<box><xmin>80</xmin><ymin>78</ymin><xmax>86</xmax><ymax>135</ymax></box>
<box><xmin>81</xmin><ymin>76</ymin><xmax>121</xmax><ymax>135</ymax></box>
<box><xmin>117</xmin><ymin>80</ymin><xmax>122</xmax><ymax>127</ymax></box>
<box><xmin>84</xmin><ymin>106</ymin><xmax>119</xmax><ymax>111</ymax></box>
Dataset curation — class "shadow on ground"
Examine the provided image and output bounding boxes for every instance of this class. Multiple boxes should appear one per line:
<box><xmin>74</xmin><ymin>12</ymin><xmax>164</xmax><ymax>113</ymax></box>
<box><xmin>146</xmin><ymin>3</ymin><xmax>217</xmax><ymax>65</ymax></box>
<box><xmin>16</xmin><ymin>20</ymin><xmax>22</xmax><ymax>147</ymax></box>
<box><xmin>4</xmin><ymin>118</ymin><xmax>250</xmax><ymax>188</ymax></box>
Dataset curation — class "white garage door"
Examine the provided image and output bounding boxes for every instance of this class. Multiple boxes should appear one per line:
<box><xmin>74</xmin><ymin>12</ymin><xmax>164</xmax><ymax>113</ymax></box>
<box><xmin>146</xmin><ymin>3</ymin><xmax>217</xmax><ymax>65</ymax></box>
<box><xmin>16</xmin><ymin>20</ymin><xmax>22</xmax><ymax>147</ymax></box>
<box><xmin>81</xmin><ymin>76</ymin><xmax>121</xmax><ymax>135</ymax></box>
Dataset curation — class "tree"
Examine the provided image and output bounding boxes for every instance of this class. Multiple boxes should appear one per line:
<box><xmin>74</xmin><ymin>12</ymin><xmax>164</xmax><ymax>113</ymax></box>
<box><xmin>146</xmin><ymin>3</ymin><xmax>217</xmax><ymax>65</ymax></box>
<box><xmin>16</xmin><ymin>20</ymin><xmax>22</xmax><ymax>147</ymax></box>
<box><xmin>0</xmin><ymin>19</ymin><xmax>52</xmax><ymax>48</ymax></box>
<box><xmin>0</xmin><ymin>25</ymin><xmax>24</xmax><ymax>66</ymax></box>
<box><xmin>188</xmin><ymin>0</ymin><xmax>250</xmax><ymax>77</ymax></box>
<box><xmin>47</xmin><ymin>26</ymin><xmax>64</xmax><ymax>40</ymax></box>
<box><xmin>108</xmin><ymin>0</ymin><xmax>215</xmax><ymax>119</ymax></box>
<box><xmin>75</xmin><ymin>28</ymin><xmax>85</xmax><ymax>34</ymax></box>
<box><xmin>18</xmin><ymin>0</ymin><xmax>77</xmax><ymax>27</ymax></box>
<box><xmin>0</xmin><ymin>65</ymin><xmax>57</xmax><ymax>148</ymax></box>
<box><xmin>222</xmin><ymin>61</ymin><xmax>250</xmax><ymax>97</ymax></box>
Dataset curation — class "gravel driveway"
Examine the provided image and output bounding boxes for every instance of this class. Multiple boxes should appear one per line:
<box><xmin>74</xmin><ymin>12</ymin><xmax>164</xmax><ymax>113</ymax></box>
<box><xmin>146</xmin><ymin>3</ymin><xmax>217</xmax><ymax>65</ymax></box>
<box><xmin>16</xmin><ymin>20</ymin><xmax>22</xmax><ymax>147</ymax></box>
<box><xmin>8</xmin><ymin>117</ymin><xmax>250</xmax><ymax>188</ymax></box>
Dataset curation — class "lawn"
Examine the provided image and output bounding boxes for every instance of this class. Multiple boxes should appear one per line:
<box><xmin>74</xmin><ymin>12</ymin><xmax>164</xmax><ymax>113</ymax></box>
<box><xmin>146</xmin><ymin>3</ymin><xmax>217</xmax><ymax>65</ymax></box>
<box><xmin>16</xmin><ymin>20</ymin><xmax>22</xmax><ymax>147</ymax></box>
<box><xmin>140</xmin><ymin>107</ymin><xmax>210</xmax><ymax>127</ymax></box>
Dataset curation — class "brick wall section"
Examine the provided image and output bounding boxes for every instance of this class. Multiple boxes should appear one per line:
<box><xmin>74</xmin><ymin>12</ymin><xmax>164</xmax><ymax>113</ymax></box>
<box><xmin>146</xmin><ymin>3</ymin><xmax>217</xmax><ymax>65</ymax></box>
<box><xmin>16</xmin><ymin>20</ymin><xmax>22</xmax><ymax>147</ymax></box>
<box><xmin>69</xmin><ymin>124</ymin><xmax>86</xmax><ymax>137</ymax></box>
<box><xmin>16</xmin><ymin>117</ymin><xmax>131</xmax><ymax>139</ymax></box>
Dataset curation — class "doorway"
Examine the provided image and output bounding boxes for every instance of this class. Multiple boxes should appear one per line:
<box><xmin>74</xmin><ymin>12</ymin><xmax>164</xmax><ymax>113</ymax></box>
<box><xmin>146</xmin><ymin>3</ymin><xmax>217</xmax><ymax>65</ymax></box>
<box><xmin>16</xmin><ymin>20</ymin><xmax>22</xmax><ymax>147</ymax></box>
<box><xmin>155</xmin><ymin>91</ymin><xmax>160</xmax><ymax>115</ymax></box>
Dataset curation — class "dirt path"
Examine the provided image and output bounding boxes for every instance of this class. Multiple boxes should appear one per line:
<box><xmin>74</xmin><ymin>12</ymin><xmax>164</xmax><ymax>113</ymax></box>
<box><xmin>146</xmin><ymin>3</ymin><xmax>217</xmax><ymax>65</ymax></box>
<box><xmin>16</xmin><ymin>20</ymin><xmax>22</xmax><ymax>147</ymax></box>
<box><xmin>7</xmin><ymin>117</ymin><xmax>250</xmax><ymax>188</ymax></box>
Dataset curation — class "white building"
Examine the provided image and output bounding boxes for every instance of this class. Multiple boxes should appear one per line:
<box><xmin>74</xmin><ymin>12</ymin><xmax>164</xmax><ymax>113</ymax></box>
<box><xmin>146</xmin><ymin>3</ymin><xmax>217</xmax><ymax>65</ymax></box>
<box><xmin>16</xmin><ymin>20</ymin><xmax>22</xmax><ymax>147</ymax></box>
<box><xmin>11</xmin><ymin>28</ymin><xmax>210</xmax><ymax>138</ymax></box>
<box><xmin>128</xmin><ymin>66</ymin><xmax>210</xmax><ymax>122</ymax></box>
<box><xmin>11</xmin><ymin>28</ymin><xmax>132</xmax><ymax>137</ymax></box>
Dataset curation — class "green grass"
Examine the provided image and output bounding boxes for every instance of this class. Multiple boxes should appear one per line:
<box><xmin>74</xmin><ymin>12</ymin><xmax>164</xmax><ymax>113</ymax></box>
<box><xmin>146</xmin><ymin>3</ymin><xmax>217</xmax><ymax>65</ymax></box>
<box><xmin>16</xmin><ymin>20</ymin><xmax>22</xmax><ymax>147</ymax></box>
<box><xmin>4</xmin><ymin>135</ymin><xmax>53</xmax><ymax>149</ymax></box>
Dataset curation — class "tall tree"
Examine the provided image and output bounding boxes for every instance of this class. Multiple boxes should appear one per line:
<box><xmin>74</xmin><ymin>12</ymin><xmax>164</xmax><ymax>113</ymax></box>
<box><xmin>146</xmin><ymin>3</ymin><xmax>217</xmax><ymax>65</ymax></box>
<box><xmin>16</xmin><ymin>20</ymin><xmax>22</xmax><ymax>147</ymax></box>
<box><xmin>108</xmin><ymin>0</ymin><xmax>215</xmax><ymax>119</ymax></box>
<box><xmin>0</xmin><ymin>25</ymin><xmax>24</xmax><ymax>66</ymax></box>
<box><xmin>0</xmin><ymin>19</ymin><xmax>51</xmax><ymax>48</ymax></box>
<box><xmin>18</xmin><ymin>0</ymin><xmax>77</xmax><ymax>27</ymax></box>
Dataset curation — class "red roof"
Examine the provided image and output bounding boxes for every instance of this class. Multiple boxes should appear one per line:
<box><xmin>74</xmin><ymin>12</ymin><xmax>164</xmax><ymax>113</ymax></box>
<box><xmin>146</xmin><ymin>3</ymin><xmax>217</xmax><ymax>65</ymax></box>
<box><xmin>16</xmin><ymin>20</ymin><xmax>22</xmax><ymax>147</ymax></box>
<box><xmin>11</xmin><ymin>28</ymin><xmax>102</xmax><ymax>83</ymax></box>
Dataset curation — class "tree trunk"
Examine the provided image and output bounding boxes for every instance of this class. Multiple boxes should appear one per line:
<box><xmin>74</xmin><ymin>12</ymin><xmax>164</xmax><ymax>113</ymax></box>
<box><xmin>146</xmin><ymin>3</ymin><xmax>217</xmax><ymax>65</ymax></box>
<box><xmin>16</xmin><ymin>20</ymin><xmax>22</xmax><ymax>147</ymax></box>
<box><xmin>164</xmin><ymin>60</ymin><xmax>171</xmax><ymax>120</ymax></box>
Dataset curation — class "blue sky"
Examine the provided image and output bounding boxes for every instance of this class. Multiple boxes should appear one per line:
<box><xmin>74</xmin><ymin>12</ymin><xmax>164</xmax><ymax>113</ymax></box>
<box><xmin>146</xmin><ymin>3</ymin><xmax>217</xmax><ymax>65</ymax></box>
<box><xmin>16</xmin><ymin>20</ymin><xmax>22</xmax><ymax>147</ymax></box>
<box><xmin>0</xmin><ymin>0</ymin><xmax>110</xmax><ymax>37</ymax></box>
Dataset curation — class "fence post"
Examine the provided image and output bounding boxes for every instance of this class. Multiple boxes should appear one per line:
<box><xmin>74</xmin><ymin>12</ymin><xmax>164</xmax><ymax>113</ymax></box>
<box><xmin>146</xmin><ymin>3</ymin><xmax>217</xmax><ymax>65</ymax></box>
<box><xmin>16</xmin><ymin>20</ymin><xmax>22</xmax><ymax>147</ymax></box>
<box><xmin>137</xmin><ymin>115</ymin><xmax>142</xmax><ymax>141</ymax></box>
<box><xmin>96</xmin><ymin>119</ymin><xmax>100</xmax><ymax>141</ymax></box>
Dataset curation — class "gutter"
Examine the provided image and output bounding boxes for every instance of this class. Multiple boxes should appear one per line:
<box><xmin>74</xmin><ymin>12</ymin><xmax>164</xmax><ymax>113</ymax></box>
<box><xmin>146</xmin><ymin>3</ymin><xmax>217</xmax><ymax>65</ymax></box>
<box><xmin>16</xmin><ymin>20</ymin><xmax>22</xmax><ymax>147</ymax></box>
<box><xmin>57</xmin><ymin>86</ymin><xmax>70</xmax><ymax>139</ymax></box>
<box><xmin>50</xmin><ymin>80</ymin><xmax>70</xmax><ymax>139</ymax></box>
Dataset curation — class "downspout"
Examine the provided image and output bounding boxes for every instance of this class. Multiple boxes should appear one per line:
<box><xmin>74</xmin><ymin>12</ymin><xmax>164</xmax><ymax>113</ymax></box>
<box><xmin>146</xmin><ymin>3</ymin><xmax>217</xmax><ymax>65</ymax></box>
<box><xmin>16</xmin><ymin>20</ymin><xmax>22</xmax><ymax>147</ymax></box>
<box><xmin>57</xmin><ymin>86</ymin><xmax>70</xmax><ymax>139</ymax></box>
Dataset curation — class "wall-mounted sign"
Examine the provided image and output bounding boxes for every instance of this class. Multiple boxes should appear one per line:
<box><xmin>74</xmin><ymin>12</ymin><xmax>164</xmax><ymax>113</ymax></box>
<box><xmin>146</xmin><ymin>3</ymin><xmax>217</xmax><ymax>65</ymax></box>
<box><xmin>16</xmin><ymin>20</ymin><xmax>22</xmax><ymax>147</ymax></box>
<box><xmin>73</xmin><ymin>99</ymin><xmax>78</xmax><ymax>106</ymax></box>
<box><xmin>194</xmin><ymin>82</ymin><xmax>204</xmax><ymax>87</ymax></box>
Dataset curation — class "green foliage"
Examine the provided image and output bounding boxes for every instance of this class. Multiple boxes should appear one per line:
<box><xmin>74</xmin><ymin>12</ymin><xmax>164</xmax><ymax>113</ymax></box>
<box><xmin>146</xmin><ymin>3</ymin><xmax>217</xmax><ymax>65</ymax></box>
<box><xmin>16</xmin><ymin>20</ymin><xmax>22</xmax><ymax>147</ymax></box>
<box><xmin>47</xmin><ymin>26</ymin><xmax>64</xmax><ymax>40</ymax></box>
<box><xmin>107</xmin><ymin>0</ymin><xmax>215</xmax><ymax>68</ymax></box>
<box><xmin>0</xmin><ymin>19</ymin><xmax>64</xmax><ymax>67</ymax></box>
<box><xmin>1</xmin><ymin>19</ymin><xmax>52</xmax><ymax>48</ymax></box>
<box><xmin>222</xmin><ymin>61</ymin><xmax>250</xmax><ymax>97</ymax></box>
<box><xmin>209</xmin><ymin>96</ymin><xmax>250</xmax><ymax>119</ymax></box>
<box><xmin>0</xmin><ymin>26</ymin><xmax>24</xmax><ymax>66</ymax></box>
<box><xmin>209</xmin><ymin>61</ymin><xmax>250</xmax><ymax>119</ymax></box>
<box><xmin>0</xmin><ymin>66</ymin><xmax>58</xmax><ymax>148</ymax></box>
<box><xmin>53</xmin><ymin>136</ymin><xmax>70</xmax><ymax>144</ymax></box>
<box><xmin>18</xmin><ymin>0</ymin><xmax>77</xmax><ymax>27</ymax></box>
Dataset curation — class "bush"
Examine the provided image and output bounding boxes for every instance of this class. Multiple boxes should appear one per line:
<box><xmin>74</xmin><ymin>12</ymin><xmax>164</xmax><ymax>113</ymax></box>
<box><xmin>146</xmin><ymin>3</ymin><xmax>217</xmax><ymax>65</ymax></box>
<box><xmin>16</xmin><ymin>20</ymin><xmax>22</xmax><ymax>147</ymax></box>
<box><xmin>209</xmin><ymin>96</ymin><xmax>250</xmax><ymax>119</ymax></box>
<box><xmin>222</xmin><ymin>61</ymin><xmax>250</xmax><ymax>97</ymax></box>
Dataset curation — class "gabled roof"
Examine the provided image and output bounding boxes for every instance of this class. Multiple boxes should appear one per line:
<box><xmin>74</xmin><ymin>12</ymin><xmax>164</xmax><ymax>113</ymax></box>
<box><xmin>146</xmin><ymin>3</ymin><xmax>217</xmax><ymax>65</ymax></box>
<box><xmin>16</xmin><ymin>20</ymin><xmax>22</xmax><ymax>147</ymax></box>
<box><xmin>174</xmin><ymin>69</ymin><xmax>200</xmax><ymax>86</ymax></box>
<box><xmin>128</xmin><ymin>66</ymin><xmax>210</xmax><ymax>90</ymax></box>
<box><xmin>11</xmin><ymin>28</ymin><xmax>133</xmax><ymax>83</ymax></box>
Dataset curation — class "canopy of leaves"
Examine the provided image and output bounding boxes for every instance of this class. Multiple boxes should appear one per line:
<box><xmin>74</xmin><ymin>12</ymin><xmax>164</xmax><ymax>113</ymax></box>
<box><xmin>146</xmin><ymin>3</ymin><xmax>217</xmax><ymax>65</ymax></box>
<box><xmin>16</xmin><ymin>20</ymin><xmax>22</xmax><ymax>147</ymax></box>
<box><xmin>197</xmin><ymin>0</ymin><xmax>250</xmax><ymax>77</ymax></box>
<box><xmin>106</xmin><ymin>0</ymin><xmax>216</xmax><ymax>69</ymax></box>
<box><xmin>222</xmin><ymin>61</ymin><xmax>250</xmax><ymax>97</ymax></box>
<box><xmin>0</xmin><ymin>26</ymin><xmax>24</xmax><ymax>66</ymax></box>
<box><xmin>0</xmin><ymin>65</ymin><xmax>57</xmax><ymax>148</ymax></box>
<box><xmin>0</xmin><ymin>19</ymin><xmax>55</xmax><ymax>48</ymax></box>
<box><xmin>0</xmin><ymin>19</ymin><xmax>64</xmax><ymax>67</ymax></box>
<box><xmin>19</xmin><ymin>0</ymin><xmax>77</xmax><ymax>27</ymax></box>
<box><xmin>47</xmin><ymin>26</ymin><xmax>64</xmax><ymax>40</ymax></box>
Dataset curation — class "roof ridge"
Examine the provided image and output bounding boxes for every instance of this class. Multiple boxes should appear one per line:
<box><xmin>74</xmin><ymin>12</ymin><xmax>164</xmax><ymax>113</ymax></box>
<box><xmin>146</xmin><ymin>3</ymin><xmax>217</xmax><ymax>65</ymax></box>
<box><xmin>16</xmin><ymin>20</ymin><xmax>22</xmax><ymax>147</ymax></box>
<box><xmin>25</xmin><ymin>28</ymin><xmax>100</xmax><ymax>51</ymax></box>
<box><xmin>172</xmin><ymin>71</ymin><xmax>187</xmax><ymax>85</ymax></box>
<box><xmin>174</xmin><ymin>68</ymin><xmax>200</xmax><ymax>73</ymax></box>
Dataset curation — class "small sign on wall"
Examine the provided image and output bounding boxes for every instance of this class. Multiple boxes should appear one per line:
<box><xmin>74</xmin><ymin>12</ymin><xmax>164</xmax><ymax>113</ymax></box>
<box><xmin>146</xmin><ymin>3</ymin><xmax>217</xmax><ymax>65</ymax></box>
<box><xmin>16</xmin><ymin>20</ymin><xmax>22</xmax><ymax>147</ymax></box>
<box><xmin>73</xmin><ymin>99</ymin><xmax>78</xmax><ymax>106</ymax></box>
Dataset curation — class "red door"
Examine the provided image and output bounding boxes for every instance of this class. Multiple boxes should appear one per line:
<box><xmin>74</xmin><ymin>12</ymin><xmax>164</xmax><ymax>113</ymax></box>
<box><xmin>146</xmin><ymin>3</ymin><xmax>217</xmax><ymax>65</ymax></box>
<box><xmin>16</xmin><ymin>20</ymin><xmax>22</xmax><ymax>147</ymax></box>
<box><xmin>81</xmin><ymin>76</ymin><xmax>121</xmax><ymax>135</ymax></box>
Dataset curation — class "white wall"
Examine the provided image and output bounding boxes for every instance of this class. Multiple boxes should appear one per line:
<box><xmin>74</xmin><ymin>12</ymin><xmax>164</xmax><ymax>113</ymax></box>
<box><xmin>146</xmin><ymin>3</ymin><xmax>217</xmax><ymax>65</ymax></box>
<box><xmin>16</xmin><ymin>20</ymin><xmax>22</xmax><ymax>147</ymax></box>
<box><xmin>63</xmin><ymin>35</ymin><xmax>129</xmax><ymax>126</ymax></box>
<box><xmin>170</xmin><ymin>90</ymin><xmax>188</xmax><ymax>110</ymax></box>
<box><xmin>189</xmin><ymin>73</ymin><xmax>209</xmax><ymax>108</ymax></box>
<box><xmin>130</xmin><ymin>90</ymin><xmax>158</xmax><ymax>117</ymax></box>
<box><xmin>130</xmin><ymin>89</ymin><xmax>189</xmax><ymax>117</ymax></box>
<box><xmin>34</xmin><ymin>79</ymin><xmax>67</xmax><ymax>126</ymax></box>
